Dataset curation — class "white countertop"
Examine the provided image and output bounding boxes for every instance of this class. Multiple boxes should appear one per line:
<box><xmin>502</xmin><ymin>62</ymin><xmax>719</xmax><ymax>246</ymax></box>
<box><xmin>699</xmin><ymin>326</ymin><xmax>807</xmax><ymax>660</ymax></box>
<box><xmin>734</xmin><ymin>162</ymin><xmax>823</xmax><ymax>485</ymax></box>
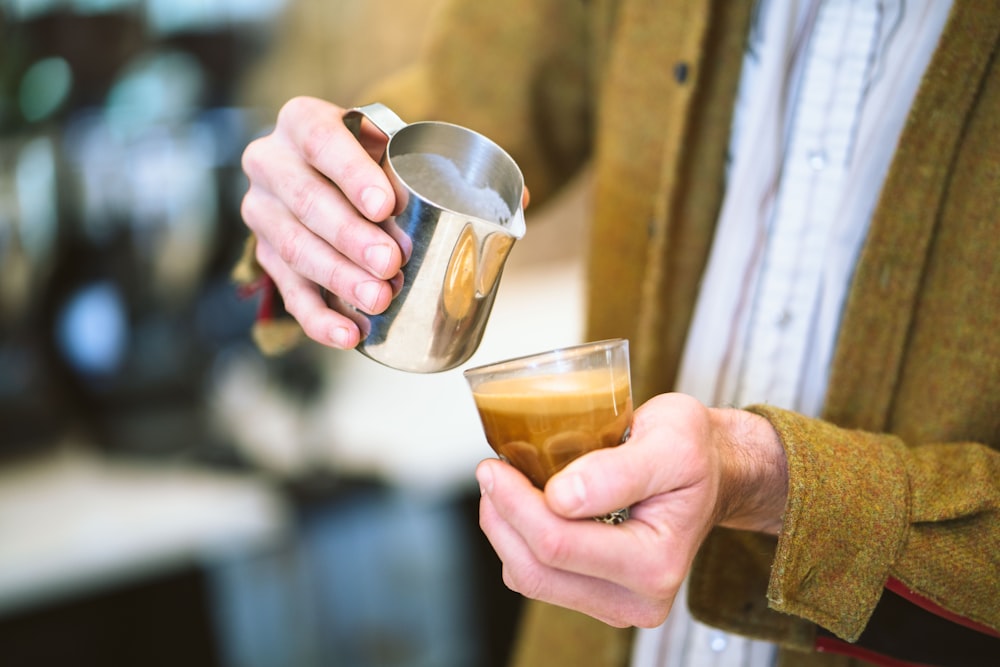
<box><xmin>0</xmin><ymin>445</ymin><xmax>289</xmax><ymax>615</ymax></box>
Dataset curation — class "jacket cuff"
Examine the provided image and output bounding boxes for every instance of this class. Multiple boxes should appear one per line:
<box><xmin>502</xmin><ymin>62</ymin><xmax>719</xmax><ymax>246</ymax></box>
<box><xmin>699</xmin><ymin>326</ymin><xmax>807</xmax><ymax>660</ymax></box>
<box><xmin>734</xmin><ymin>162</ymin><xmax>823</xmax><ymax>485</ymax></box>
<box><xmin>688</xmin><ymin>528</ymin><xmax>816</xmax><ymax>651</ymax></box>
<box><xmin>746</xmin><ymin>405</ymin><xmax>910</xmax><ymax>642</ymax></box>
<box><xmin>232</xmin><ymin>234</ymin><xmax>305</xmax><ymax>356</ymax></box>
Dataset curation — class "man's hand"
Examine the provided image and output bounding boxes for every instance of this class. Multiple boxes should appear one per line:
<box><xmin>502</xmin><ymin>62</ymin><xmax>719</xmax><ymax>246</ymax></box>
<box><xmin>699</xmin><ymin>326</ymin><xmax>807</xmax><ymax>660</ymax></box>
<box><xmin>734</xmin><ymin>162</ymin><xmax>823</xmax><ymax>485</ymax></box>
<box><xmin>476</xmin><ymin>392</ymin><xmax>788</xmax><ymax>628</ymax></box>
<box><xmin>241</xmin><ymin>96</ymin><xmax>406</xmax><ymax>349</ymax></box>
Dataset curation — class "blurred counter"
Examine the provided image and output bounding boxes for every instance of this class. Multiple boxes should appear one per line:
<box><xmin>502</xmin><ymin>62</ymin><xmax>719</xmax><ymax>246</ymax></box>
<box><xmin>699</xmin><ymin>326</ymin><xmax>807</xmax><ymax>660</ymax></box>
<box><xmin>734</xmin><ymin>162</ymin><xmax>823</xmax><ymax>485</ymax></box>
<box><xmin>0</xmin><ymin>443</ymin><xmax>290</xmax><ymax>616</ymax></box>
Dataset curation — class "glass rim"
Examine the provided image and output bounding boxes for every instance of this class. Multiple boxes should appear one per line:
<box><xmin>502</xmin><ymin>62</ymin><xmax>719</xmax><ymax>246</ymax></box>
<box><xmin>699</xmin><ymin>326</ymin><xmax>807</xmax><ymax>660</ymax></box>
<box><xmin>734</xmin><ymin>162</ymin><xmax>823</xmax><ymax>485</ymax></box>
<box><xmin>462</xmin><ymin>338</ymin><xmax>628</xmax><ymax>379</ymax></box>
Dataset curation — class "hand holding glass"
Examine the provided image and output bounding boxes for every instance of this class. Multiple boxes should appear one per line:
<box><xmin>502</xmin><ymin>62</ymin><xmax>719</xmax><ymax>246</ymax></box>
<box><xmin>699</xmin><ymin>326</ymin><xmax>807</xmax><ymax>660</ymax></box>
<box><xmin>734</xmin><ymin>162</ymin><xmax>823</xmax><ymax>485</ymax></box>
<box><xmin>464</xmin><ymin>339</ymin><xmax>633</xmax><ymax>523</ymax></box>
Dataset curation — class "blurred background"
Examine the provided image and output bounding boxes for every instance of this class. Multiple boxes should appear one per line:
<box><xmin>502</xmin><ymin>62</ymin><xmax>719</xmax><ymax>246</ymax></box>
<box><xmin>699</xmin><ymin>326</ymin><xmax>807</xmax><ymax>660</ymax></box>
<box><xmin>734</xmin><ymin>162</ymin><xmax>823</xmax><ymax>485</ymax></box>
<box><xmin>0</xmin><ymin>0</ymin><xmax>591</xmax><ymax>665</ymax></box>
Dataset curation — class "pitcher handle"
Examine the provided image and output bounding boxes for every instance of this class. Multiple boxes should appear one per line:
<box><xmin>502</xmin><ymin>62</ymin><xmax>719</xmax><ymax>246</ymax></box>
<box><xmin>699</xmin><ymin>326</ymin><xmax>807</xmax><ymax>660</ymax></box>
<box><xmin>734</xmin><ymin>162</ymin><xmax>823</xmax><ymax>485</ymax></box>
<box><xmin>343</xmin><ymin>102</ymin><xmax>407</xmax><ymax>143</ymax></box>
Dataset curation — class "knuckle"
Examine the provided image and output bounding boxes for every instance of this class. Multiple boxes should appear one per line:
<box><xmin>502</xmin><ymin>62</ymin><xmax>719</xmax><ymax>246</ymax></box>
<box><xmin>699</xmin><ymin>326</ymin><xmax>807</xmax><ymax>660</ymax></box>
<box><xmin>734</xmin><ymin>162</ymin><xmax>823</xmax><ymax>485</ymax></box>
<box><xmin>241</xmin><ymin>137</ymin><xmax>264</xmax><ymax>177</ymax></box>
<box><xmin>276</xmin><ymin>96</ymin><xmax>310</xmax><ymax>128</ymax></box>
<box><xmin>280</xmin><ymin>285</ymin><xmax>321</xmax><ymax>337</ymax></box>
<box><xmin>239</xmin><ymin>192</ymin><xmax>254</xmax><ymax>228</ymax></box>
<box><xmin>287</xmin><ymin>177</ymin><xmax>323</xmax><ymax>226</ymax></box>
<box><xmin>276</xmin><ymin>278</ymin><xmax>303</xmax><ymax>313</ymax></box>
<box><xmin>323</xmin><ymin>260</ymin><xmax>349</xmax><ymax>295</ymax></box>
<box><xmin>500</xmin><ymin>566</ymin><xmax>520</xmax><ymax>593</ymax></box>
<box><xmin>328</xmin><ymin>216</ymin><xmax>367</xmax><ymax>258</ymax></box>
<box><xmin>336</xmin><ymin>156</ymin><xmax>365</xmax><ymax>185</ymax></box>
<box><xmin>299</xmin><ymin>119</ymin><xmax>335</xmax><ymax>166</ymax></box>
<box><xmin>240</xmin><ymin>188</ymin><xmax>263</xmax><ymax>230</ymax></box>
<box><xmin>276</xmin><ymin>226</ymin><xmax>307</xmax><ymax>267</ymax></box>
<box><xmin>639</xmin><ymin>567</ymin><xmax>683</xmax><ymax>605</ymax></box>
<box><xmin>502</xmin><ymin>564</ymin><xmax>545</xmax><ymax>600</ymax></box>
<box><xmin>534</xmin><ymin>530</ymin><xmax>572</xmax><ymax>568</ymax></box>
<box><xmin>298</xmin><ymin>312</ymin><xmax>329</xmax><ymax>345</ymax></box>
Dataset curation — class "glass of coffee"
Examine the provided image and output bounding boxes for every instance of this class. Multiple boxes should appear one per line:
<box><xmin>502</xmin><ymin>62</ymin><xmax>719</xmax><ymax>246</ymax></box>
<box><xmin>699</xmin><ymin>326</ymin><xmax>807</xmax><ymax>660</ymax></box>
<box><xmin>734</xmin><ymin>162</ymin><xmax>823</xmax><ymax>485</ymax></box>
<box><xmin>464</xmin><ymin>339</ymin><xmax>632</xmax><ymax>524</ymax></box>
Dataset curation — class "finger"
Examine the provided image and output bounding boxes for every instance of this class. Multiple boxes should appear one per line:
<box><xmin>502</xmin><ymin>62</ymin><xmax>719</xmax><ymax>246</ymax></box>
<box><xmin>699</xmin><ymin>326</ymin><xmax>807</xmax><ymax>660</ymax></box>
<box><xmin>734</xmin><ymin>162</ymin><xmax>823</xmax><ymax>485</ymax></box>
<box><xmin>254</xmin><ymin>236</ymin><xmax>363</xmax><ymax>349</ymax></box>
<box><xmin>277</xmin><ymin>96</ymin><xmax>395</xmax><ymax>222</ymax></box>
<box><xmin>479</xmin><ymin>459</ymin><xmax>688</xmax><ymax>606</ymax></box>
<box><xmin>243</xmin><ymin>188</ymin><xmax>397</xmax><ymax>315</ymax></box>
<box><xmin>242</xmin><ymin>135</ymin><xmax>403</xmax><ymax>283</ymax></box>
<box><xmin>476</xmin><ymin>461</ymin><xmax>667</xmax><ymax>627</ymax></box>
<box><xmin>546</xmin><ymin>394</ymin><xmax>716</xmax><ymax>522</ymax></box>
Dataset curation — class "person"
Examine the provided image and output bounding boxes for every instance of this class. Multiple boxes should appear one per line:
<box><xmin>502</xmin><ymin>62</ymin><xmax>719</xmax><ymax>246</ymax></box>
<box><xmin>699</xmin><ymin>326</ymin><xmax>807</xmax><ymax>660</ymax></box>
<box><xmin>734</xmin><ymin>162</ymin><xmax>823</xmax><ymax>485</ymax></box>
<box><xmin>236</xmin><ymin>1</ymin><xmax>1000</xmax><ymax>665</ymax></box>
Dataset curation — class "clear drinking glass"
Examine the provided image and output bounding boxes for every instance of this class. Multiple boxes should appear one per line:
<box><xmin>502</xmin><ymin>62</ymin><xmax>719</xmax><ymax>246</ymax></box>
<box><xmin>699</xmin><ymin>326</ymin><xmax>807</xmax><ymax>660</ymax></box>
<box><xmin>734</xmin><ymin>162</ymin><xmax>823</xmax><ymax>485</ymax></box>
<box><xmin>464</xmin><ymin>339</ymin><xmax>633</xmax><ymax>524</ymax></box>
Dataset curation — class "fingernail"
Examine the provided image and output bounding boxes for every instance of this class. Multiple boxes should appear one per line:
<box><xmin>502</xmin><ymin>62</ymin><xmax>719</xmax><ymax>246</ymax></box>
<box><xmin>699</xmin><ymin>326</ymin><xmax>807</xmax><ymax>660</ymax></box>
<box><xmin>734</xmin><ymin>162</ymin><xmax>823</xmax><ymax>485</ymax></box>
<box><xmin>364</xmin><ymin>244</ymin><xmax>393</xmax><ymax>276</ymax></box>
<box><xmin>353</xmin><ymin>280</ymin><xmax>383</xmax><ymax>312</ymax></box>
<box><xmin>361</xmin><ymin>186</ymin><xmax>388</xmax><ymax>219</ymax></box>
<box><xmin>389</xmin><ymin>271</ymin><xmax>404</xmax><ymax>297</ymax></box>
<box><xmin>476</xmin><ymin>464</ymin><xmax>494</xmax><ymax>496</ymax></box>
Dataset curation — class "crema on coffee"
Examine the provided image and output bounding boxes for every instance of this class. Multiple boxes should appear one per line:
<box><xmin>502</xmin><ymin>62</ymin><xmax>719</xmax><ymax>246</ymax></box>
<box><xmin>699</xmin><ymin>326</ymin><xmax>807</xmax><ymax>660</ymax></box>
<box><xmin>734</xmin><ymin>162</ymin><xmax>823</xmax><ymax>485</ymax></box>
<box><xmin>471</xmin><ymin>368</ymin><xmax>633</xmax><ymax>488</ymax></box>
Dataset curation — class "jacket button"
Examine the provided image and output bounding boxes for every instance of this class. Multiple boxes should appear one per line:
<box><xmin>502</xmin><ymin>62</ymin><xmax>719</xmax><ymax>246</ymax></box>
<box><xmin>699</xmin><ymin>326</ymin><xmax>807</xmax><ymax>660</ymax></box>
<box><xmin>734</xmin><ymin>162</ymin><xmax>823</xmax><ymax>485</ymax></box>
<box><xmin>674</xmin><ymin>62</ymin><xmax>690</xmax><ymax>84</ymax></box>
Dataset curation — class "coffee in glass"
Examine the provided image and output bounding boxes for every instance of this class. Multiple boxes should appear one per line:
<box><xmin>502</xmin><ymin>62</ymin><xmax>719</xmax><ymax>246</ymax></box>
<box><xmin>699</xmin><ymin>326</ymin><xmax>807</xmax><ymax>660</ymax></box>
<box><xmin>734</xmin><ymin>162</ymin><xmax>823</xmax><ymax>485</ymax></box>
<box><xmin>464</xmin><ymin>339</ymin><xmax>632</xmax><ymax>522</ymax></box>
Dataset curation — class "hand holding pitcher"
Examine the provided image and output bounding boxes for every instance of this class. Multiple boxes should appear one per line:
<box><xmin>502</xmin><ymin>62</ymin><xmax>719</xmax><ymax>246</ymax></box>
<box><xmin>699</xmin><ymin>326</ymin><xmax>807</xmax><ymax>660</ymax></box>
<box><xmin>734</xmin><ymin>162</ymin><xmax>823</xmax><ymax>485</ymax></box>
<box><xmin>241</xmin><ymin>96</ymin><xmax>405</xmax><ymax>351</ymax></box>
<box><xmin>241</xmin><ymin>98</ymin><xmax>526</xmax><ymax>371</ymax></box>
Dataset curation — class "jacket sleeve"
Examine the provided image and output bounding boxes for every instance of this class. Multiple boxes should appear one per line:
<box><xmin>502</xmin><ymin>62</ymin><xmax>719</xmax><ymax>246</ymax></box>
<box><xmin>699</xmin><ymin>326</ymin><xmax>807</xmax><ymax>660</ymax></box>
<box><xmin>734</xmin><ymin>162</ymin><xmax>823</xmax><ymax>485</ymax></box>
<box><xmin>689</xmin><ymin>406</ymin><xmax>1000</xmax><ymax>661</ymax></box>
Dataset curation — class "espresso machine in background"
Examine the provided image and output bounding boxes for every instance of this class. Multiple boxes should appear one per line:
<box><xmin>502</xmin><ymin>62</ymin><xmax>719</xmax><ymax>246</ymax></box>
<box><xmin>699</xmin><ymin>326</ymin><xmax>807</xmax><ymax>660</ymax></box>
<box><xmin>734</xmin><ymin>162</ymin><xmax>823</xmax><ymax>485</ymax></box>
<box><xmin>0</xmin><ymin>1</ymin><xmax>282</xmax><ymax>459</ymax></box>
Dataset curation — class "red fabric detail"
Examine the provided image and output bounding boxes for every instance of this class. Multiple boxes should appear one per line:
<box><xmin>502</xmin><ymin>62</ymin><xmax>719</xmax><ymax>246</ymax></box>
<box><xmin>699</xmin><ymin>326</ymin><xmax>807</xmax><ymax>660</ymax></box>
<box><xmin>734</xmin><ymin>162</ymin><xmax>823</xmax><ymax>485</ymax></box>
<box><xmin>886</xmin><ymin>577</ymin><xmax>1000</xmax><ymax>639</ymax></box>
<box><xmin>815</xmin><ymin>636</ymin><xmax>933</xmax><ymax>667</ymax></box>
<box><xmin>237</xmin><ymin>275</ymin><xmax>277</xmax><ymax>322</ymax></box>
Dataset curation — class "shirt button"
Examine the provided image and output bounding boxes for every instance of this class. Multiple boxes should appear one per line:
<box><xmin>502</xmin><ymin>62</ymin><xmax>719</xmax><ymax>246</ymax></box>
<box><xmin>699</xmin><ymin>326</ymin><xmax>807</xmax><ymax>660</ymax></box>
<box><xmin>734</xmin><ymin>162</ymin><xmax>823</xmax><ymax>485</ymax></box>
<box><xmin>807</xmin><ymin>149</ymin><xmax>828</xmax><ymax>171</ymax></box>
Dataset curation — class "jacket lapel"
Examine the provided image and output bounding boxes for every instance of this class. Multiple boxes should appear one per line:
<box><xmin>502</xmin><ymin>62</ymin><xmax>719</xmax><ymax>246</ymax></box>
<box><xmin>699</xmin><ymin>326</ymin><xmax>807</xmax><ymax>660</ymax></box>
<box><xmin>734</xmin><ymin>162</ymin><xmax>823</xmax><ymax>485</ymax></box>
<box><xmin>823</xmin><ymin>3</ymin><xmax>1000</xmax><ymax>431</ymax></box>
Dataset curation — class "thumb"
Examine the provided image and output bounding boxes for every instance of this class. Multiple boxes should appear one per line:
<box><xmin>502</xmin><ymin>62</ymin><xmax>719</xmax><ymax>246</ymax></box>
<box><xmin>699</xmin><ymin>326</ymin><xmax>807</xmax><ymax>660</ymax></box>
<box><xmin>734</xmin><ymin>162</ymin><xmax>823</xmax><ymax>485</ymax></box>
<box><xmin>543</xmin><ymin>393</ymin><xmax>710</xmax><ymax>519</ymax></box>
<box><xmin>544</xmin><ymin>441</ymin><xmax>649</xmax><ymax>520</ymax></box>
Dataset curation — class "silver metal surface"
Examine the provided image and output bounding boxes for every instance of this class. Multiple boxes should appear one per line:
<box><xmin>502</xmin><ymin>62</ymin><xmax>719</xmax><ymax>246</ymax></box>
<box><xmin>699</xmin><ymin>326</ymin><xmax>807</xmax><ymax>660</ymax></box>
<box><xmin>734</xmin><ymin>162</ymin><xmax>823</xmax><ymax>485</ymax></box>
<box><xmin>337</xmin><ymin>104</ymin><xmax>525</xmax><ymax>373</ymax></box>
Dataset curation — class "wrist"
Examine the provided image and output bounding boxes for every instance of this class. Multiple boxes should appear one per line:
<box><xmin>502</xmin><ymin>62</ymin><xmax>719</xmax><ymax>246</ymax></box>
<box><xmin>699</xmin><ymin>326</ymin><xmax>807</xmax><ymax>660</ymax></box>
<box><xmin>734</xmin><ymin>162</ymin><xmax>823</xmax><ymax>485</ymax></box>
<box><xmin>710</xmin><ymin>407</ymin><xmax>788</xmax><ymax>535</ymax></box>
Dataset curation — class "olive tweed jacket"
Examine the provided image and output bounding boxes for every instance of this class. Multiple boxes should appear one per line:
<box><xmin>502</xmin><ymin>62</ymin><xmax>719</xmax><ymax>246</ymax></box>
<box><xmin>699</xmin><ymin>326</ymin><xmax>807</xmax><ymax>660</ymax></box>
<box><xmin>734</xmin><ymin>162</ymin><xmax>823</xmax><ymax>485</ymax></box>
<box><xmin>239</xmin><ymin>1</ymin><xmax>1000</xmax><ymax>664</ymax></box>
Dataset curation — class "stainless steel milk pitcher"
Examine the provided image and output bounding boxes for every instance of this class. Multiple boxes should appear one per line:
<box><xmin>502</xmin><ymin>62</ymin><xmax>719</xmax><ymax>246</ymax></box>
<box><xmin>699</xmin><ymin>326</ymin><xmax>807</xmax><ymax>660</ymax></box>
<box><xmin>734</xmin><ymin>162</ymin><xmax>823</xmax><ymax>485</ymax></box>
<box><xmin>335</xmin><ymin>103</ymin><xmax>526</xmax><ymax>373</ymax></box>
